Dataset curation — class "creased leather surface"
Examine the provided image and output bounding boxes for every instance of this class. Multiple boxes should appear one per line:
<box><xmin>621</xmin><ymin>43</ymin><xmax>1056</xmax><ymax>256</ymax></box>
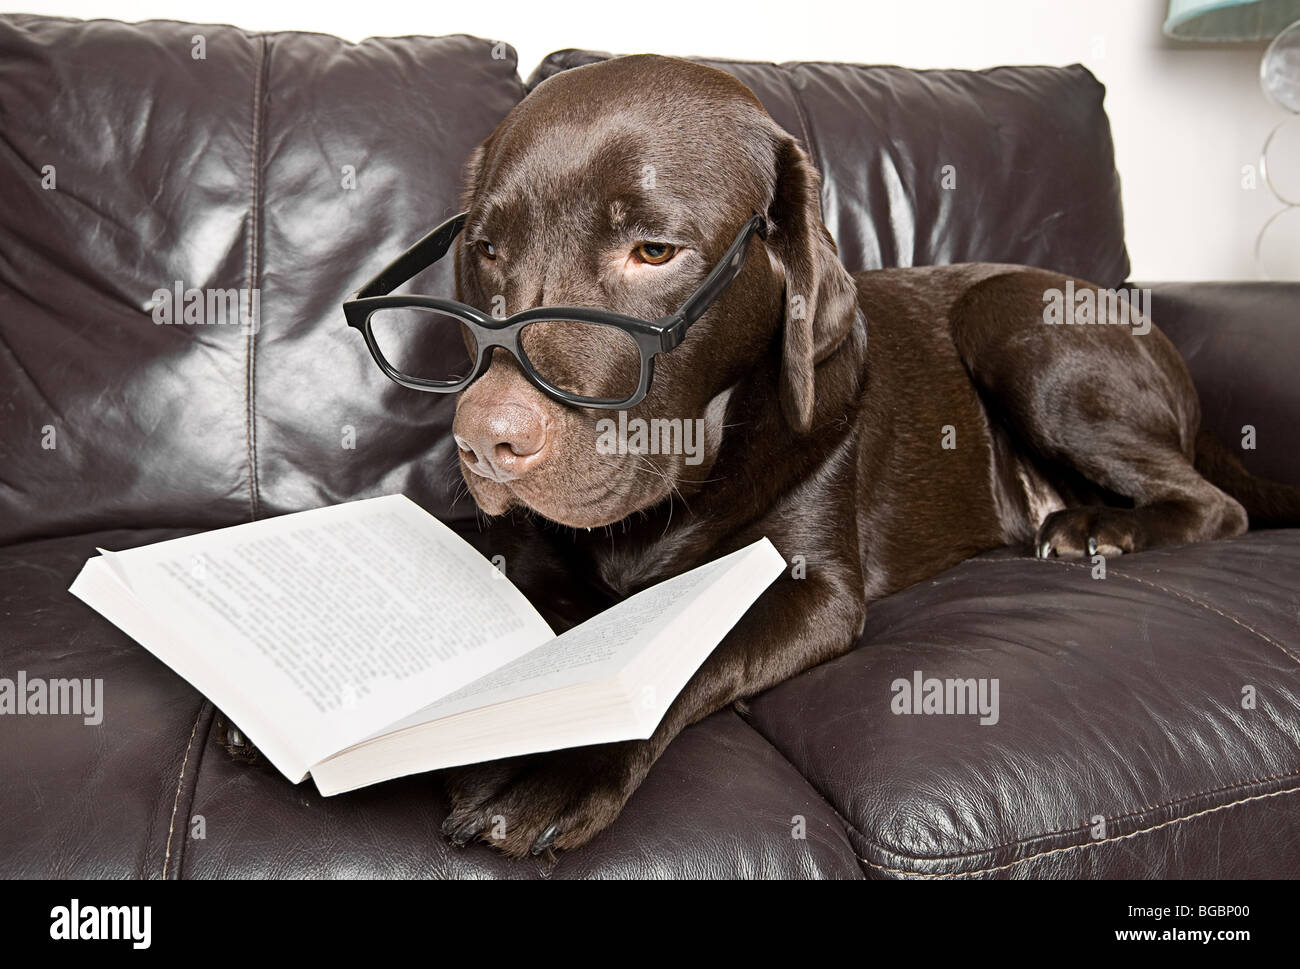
<box><xmin>0</xmin><ymin>523</ymin><xmax>861</xmax><ymax>879</ymax></box>
<box><xmin>178</xmin><ymin>709</ymin><xmax>862</xmax><ymax>880</ymax></box>
<box><xmin>0</xmin><ymin>16</ymin><xmax>523</xmax><ymax>545</ymax></box>
<box><xmin>252</xmin><ymin>30</ymin><xmax>524</xmax><ymax>526</ymax></box>
<box><xmin>746</xmin><ymin>531</ymin><xmax>1300</xmax><ymax>879</ymax></box>
<box><xmin>0</xmin><ymin>17</ymin><xmax>258</xmax><ymax>546</ymax></box>
<box><xmin>528</xmin><ymin>50</ymin><xmax>1130</xmax><ymax>286</ymax></box>
<box><xmin>0</xmin><ymin>528</ymin><xmax>209</xmax><ymax>879</ymax></box>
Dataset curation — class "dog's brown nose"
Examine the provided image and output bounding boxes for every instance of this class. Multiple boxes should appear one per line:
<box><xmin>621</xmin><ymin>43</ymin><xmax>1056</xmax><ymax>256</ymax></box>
<box><xmin>454</xmin><ymin>401</ymin><xmax>548</xmax><ymax>482</ymax></box>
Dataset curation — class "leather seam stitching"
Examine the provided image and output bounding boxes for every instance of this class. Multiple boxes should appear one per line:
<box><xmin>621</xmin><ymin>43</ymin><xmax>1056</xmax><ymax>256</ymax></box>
<box><xmin>981</xmin><ymin>554</ymin><xmax>1300</xmax><ymax>667</ymax></box>
<box><xmin>863</xmin><ymin>767</ymin><xmax>1300</xmax><ymax>863</ymax></box>
<box><xmin>243</xmin><ymin>35</ymin><xmax>268</xmax><ymax>522</ymax></box>
<box><xmin>161</xmin><ymin>704</ymin><xmax>205</xmax><ymax>879</ymax></box>
<box><xmin>860</xmin><ymin>782</ymin><xmax>1300</xmax><ymax>878</ymax></box>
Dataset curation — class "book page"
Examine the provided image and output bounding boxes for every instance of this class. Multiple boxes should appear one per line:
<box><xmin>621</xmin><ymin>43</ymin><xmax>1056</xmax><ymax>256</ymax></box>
<box><xmin>309</xmin><ymin>537</ymin><xmax>787</xmax><ymax>793</ymax></box>
<box><xmin>71</xmin><ymin>495</ymin><xmax>553</xmax><ymax>780</ymax></box>
<box><xmin>371</xmin><ymin>540</ymin><xmax>772</xmax><ymax>735</ymax></box>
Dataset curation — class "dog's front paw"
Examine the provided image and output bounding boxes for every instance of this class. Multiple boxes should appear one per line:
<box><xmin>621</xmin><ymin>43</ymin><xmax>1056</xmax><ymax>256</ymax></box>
<box><xmin>1036</xmin><ymin>506</ymin><xmax>1140</xmax><ymax>559</ymax></box>
<box><xmin>440</xmin><ymin>742</ymin><xmax>649</xmax><ymax>859</ymax></box>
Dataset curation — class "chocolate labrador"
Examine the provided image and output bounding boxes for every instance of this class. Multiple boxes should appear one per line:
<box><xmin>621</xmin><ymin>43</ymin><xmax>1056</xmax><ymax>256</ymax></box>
<box><xmin>423</xmin><ymin>54</ymin><xmax>1300</xmax><ymax>857</ymax></box>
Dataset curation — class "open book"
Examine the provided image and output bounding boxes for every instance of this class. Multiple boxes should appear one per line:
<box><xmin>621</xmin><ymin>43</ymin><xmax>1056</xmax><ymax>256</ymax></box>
<box><xmin>68</xmin><ymin>495</ymin><xmax>785</xmax><ymax>796</ymax></box>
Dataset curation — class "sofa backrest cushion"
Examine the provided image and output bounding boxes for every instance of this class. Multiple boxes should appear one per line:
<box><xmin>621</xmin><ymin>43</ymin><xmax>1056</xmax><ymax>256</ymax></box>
<box><xmin>528</xmin><ymin>50</ymin><xmax>1130</xmax><ymax>286</ymax></box>
<box><xmin>0</xmin><ymin>22</ymin><xmax>1132</xmax><ymax>545</ymax></box>
<box><xmin>0</xmin><ymin>15</ymin><xmax>523</xmax><ymax>544</ymax></box>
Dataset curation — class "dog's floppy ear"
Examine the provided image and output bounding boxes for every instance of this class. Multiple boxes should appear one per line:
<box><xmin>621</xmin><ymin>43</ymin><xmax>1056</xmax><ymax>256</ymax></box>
<box><xmin>766</xmin><ymin>135</ymin><xmax>860</xmax><ymax>434</ymax></box>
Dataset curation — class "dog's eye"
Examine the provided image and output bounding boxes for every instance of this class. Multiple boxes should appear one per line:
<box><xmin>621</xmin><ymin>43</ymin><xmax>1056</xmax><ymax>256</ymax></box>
<box><xmin>634</xmin><ymin>242</ymin><xmax>677</xmax><ymax>266</ymax></box>
<box><xmin>477</xmin><ymin>240</ymin><xmax>497</xmax><ymax>261</ymax></box>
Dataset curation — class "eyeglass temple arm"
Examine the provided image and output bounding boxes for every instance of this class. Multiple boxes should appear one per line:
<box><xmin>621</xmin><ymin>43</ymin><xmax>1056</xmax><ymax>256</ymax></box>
<box><xmin>353</xmin><ymin>211</ymin><xmax>470</xmax><ymax>300</ymax></box>
<box><xmin>670</xmin><ymin>212</ymin><xmax>769</xmax><ymax>333</ymax></box>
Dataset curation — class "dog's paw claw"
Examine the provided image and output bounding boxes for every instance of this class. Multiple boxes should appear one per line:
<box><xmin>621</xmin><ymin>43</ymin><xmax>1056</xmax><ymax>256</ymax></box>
<box><xmin>444</xmin><ymin>819</ymin><xmax>484</xmax><ymax>848</ymax></box>
<box><xmin>216</xmin><ymin>717</ymin><xmax>260</xmax><ymax>763</ymax></box>
<box><xmin>1035</xmin><ymin>508</ymin><xmax>1140</xmax><ymax>559</ymax></box>
<box><xmin>531</xmin><ymin>823</ymin><xmax>560</xmax><ymax>855</ymax></box>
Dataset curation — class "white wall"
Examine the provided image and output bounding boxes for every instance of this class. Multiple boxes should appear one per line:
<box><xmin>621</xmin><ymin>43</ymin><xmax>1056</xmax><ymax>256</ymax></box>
<box><xmin>15</xmin><ymin>0</ymin><xmax>1292</xmax><ymax>280</ymax></box>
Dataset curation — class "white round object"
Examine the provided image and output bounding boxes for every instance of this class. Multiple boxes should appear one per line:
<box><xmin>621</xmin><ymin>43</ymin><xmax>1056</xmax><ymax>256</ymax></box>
<box><xmin>1261</xmin><ymin>18</ymin><xmax>1300</xmax><ymax>112</ymax></box>
<box><xmin>1255</xmin><ymin>205</ymin><xmax>1300</xmax><ymax>279</ymax></box>
<box><xmin>1263</xmin><ymin>115</ymin><xmax>1300</xmax><ymax>203</ymax></box>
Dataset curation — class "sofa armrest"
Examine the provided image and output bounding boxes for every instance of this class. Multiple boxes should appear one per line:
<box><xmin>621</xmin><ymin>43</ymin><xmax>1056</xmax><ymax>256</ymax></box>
<box><xmin>1137</xmin><ymin>281</ymin><xmax>1300</xmax><ymax>490</ymax></box>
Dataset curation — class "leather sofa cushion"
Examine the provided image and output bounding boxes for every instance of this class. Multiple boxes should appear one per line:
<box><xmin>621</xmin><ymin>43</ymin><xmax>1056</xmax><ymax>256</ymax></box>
<box><xmin>0</xmin><ymin>15</ymin><xmax>524</xmax><ymax>544</ymax></box>
<box><xmin>13</xmin><ymin>522</ymin><xmax>1296</xmax><ymax>877</ymax></box>
<box><xmin>745</xmin><ymin>530</ymin><xmax>1300</xmax><ymax>878</ymax></box>
<box><xmin>0</xmin><ymin>527</ymin><xmax>861</xmax><ymax>878</ymax></box>
<box><xmin>0</xmin><ymin>527</ymin><xmax>208</xmax><ymax>878</ymax></box>
<box><xmin>178</xmin><ymin>707</ymin><xmax>862</xmax><ymax>879</ymax></box>
<box><xmin>528</xmin><ymin>50</ymin><xmax>1130</xmax><ymax>287</ymax></box>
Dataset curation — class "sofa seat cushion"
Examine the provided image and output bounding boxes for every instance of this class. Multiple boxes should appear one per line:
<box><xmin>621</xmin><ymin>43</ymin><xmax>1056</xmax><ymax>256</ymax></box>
<box><xmin>178</xmin><ymin>707</ymin><xmax>862</xmax><ymax>879</ymax></box>
<box><xmin>0</xmin><ymin>527</ymin><xmax>207</xmax><ymax>878</ymax></box>
<box><xmin>0</xmin><ymin>527</ymin><xmax>861</xmax><ymax>879</ymax></box>
<box><xmin>7</xmin><ymin>524</ymin><xmax>1297</xmax><ymax>878</ymax></box>
<box><xmin>746</xmin><ymin>530</ymin><xmax>1300</xmax><ymax>878</ymax></box>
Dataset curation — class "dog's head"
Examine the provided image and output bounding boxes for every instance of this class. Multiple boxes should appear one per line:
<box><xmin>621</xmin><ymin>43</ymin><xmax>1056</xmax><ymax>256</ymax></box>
<box><xmin>452</xmin><ymin>54</ymin><xmax>859</xmax><ymax>528</ymax></box>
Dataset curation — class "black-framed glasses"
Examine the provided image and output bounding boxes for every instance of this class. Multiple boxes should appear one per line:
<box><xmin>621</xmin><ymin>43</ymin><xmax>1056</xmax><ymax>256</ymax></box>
<box><xmin>343</xmin><ymin>210</ymin><xmax>768</xmax><ymax>408</ymax></box>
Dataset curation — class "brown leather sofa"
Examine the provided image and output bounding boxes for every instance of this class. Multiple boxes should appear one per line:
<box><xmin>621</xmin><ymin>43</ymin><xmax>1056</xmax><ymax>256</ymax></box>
<box><xmin>2</xmin><ymin>14</ymin><xmax>1296</xmax><ymax>879</ymax></box>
